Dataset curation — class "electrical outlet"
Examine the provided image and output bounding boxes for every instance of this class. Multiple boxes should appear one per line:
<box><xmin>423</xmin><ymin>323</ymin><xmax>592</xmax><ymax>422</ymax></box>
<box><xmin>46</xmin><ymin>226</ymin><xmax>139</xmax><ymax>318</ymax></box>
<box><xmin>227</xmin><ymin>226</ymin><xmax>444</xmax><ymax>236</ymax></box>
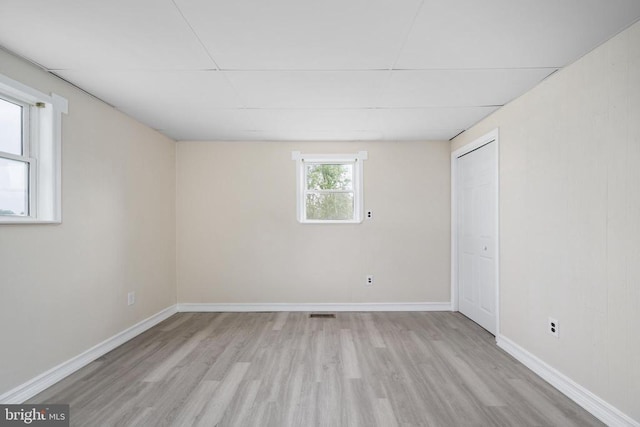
<box><xmin>367</xmin><ymin>211</ymin><xmax>372</xmax><ymax>219</ymax></box>
<box><xmin>128</xmin><ymin>292</ymin><xmax>135</xmax><ymax>306</ymax></box>
<box><xmin>366</xmin><ymin>275</ymin><xmax>374</xmax><ymax>286</ymax></box>
<box><xmin>548</xmin><ymin>317</ymin><xmax>559</xmax><ymax>338</ymax></box>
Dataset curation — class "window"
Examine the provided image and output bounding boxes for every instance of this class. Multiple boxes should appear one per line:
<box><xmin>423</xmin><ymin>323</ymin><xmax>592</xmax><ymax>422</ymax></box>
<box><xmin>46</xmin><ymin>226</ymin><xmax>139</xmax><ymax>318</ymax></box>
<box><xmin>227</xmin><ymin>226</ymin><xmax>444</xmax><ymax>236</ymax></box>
<box><xmin>0</xmin><ymin>73</ymin><xmax>67</xmax><ymax>223</ymax></box>
<box><xmin>292</xmin><ymin>151</ymin><xmax>367</xmax><ymax>223</ymax></box>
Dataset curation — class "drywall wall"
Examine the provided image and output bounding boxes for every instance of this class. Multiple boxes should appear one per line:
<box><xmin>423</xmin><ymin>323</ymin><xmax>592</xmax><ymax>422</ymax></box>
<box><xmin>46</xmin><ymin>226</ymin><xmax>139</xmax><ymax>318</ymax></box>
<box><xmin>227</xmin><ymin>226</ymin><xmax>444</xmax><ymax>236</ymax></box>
<box><xmin>0</xmin><ymin>49</ymin><xmax>176</xmax><ymax>395</ymax></box>
<box><xmin>452</xmin><ymin>21</ymin><xmax>640</xmax><ymax>421</ymax></box>
<box><xmin>177</xmin><ymin>140</ymin><xmax>450</xmax><ymax>304</ymax></box>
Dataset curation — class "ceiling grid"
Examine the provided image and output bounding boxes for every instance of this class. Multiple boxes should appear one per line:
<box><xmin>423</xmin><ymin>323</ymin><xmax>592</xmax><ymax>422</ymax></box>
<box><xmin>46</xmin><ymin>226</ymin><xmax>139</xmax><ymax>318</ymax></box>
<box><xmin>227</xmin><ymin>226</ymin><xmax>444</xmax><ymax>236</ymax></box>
<box><xmin>1</xmin><ymin>0</ymin><xmax>639</xmax><ymax>141</ymax></box>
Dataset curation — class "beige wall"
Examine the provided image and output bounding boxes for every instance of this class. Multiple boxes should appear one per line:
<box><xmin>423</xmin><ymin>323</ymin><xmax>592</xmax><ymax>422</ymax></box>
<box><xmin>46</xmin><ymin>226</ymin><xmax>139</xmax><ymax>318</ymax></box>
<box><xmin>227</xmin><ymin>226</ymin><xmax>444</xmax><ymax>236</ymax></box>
<box><xmin>0</xmin><ymin>49</ymin><xmax>177</xmax><ymax>395</ymax></box>
<box><xmin>452</xmin><ymin>21</ymin><xmax>640</xmax><ymax>421</ymax></box>
<box><xmin>176</xmin><ymin>141</ymin><xmax>450</xmax><ymax>304</ymax></box>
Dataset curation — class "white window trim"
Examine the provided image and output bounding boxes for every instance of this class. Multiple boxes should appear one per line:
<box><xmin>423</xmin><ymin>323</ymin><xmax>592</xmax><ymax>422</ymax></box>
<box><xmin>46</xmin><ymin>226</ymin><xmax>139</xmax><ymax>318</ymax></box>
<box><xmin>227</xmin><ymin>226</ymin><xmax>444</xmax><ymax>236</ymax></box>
<box><xmin>292</xmin><ymin>151</ymin><xmax>367</xmax><ymax>224</ymax></box>
<box><xmin>0</xmin><ymin>73</ymin><xmax>68</xmax><ymax>224</ymax></box>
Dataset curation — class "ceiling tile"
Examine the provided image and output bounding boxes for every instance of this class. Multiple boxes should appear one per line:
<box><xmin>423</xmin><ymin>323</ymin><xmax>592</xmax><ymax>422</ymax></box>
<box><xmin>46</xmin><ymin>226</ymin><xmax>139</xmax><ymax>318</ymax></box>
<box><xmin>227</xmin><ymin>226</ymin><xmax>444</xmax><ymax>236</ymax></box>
<box><xmin>368</xmin><ymin>106</ymin><xmax>500</xmax><ymax>139</ymax></box>
<box><xmin>246</xmin><ymin>130</ymin><xmax>384</xmax><ymax>141</ymax></box>
<box><xmin>226</xmin><ymin>71</ymin><xmax>389</xmax><ymax>108</ymax></box>
<box><xmin>381</xmin><ymin>69</ymin><xmax>556</xmax><ymax>107</ymax></box>
<box><xmin>397</xmin><ymin>0</ymin><xmax>640</xmax><ymax>69</ymax></box>
<box><xmin>246</xmin><ymin>109</ymin><xmax>372</xmax><ymax>132</ymax></box>
<box><xmin>122</xmin><ymin>106</ymin><xmax>383</xmax><ymax>141</ymax></box>
<box><xmin>56</xmin><ymin>70</ymin><xmax>243</xmax><ymax>110</ymax></box>
<box><xmin>117</xmin><ymin>108</ymin><xmax>256</xmax><ymax>141</ymax></box>
<box><xmin>173</xmin><ymin>0</ymin><xmax>421</xmax><ymax>69</ymax></box>
<box><xmin>0</xmin><ymin>0</ymin><xmax>214</xmax><ymax>69</ymax></box>
<box><xmin>381</xmin><ymin>129</ymin><xmax>463</xmax><ymax>141</ymax></box>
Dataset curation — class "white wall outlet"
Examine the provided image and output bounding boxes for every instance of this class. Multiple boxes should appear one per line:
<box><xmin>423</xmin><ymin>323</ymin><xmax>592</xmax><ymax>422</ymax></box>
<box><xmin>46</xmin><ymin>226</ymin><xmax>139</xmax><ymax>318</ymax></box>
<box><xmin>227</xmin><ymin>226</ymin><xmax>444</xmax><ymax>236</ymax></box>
<box><xmin>548</xmin><ymin>317</ymin><xmax>559</xmax><ymax>338</ymax></box>
<box><xmin>366</xmin><ymin>275</ymin><xmax>374</xmax><ymax>286</ymax></box>
<box><xmin>367</xmin><ymin>211</ymin><xmax>372</xmax><ymax>219</ymax></box>
<box><xmin>127</xmin><ymin>291</ymin><xmax>135</xmax><ymax>306</ymax></box>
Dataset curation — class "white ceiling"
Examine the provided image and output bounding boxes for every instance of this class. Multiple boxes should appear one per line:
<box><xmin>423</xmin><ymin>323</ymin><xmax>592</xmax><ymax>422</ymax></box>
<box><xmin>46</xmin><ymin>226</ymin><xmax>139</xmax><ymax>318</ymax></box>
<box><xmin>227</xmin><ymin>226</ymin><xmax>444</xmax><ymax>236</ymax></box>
<box><xmin>1</xmin><ymin>0</ymin><xmax>639</xmax><ymax>142</ymax></box>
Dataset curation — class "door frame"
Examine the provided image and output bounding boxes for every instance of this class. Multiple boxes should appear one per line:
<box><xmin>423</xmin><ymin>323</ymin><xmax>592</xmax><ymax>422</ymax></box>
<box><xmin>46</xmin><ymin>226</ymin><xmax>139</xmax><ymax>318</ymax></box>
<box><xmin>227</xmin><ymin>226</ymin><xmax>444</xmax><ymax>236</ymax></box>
<box><xmin>451</xmin><ymin>128</ymin><xmax>500</xmax><ymax>337</ymax></box>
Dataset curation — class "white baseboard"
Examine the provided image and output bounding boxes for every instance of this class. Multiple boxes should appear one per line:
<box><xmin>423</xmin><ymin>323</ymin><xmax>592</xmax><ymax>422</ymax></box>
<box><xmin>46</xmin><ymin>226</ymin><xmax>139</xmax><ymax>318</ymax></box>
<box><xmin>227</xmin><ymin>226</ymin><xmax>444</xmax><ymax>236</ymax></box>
<box><xmin>178</xmin><ymin>302</ymin><xmax>452</xmax><ymax>312</ymax></box>
<box><xmin>0</xmin><ymin>305</ymin><xmax>178</xmax><ymax>404</ymax></box>
<box><xmin>497</xmin><ymin>334</ymin><xmax>639</xmax><ymax>427</ymax></box>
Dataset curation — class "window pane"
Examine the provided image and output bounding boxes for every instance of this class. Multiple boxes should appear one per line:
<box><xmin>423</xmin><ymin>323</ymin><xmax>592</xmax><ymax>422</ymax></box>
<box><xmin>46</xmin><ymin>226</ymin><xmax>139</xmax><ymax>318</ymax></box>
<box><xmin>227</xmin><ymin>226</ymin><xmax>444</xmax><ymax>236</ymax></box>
<box><xmin>306</xmin><ymin>192</ymin><xmax>354</xmax><ymax>220</ymax></box>
<box><xmin>0</xmin><ymin>157</ymin><xmax>29</xmax><ymax>216</ymax></box>
<box><xmin>306</xmin><ymin>164</ymin><xmax>353</xmax><ymax>190</ymax></box>
<box><xmin>0</xmin><ymin>98</ymin><xmax>23</xmax><ymax>155</ymax></box>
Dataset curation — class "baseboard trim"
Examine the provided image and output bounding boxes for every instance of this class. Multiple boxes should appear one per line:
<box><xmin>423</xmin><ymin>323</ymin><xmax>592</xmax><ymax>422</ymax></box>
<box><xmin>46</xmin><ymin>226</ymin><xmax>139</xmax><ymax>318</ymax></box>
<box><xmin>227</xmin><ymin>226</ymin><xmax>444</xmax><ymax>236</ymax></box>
<box><xmin>497</xmin><ymin>334</ymin><xmax>639</xmax><ymax>427</ymax></box>
<box><xmin>178</xmin><ymin>302</ymin><xmax>452</xmax><ymax>312</ymax></box>
<box><xmin>0</xmin><ymin>305</ymin><xmax>178</xmax><ymax>404</ymax></box>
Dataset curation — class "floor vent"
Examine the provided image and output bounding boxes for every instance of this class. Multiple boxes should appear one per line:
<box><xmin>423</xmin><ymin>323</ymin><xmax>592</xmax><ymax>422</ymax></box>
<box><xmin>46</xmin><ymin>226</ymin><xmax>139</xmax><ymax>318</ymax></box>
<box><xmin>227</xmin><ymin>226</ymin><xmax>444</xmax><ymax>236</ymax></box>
<box><xmin>309</xmin><ymin>313</ymin><xmax>336</xmax><ymax>319</ymax></box>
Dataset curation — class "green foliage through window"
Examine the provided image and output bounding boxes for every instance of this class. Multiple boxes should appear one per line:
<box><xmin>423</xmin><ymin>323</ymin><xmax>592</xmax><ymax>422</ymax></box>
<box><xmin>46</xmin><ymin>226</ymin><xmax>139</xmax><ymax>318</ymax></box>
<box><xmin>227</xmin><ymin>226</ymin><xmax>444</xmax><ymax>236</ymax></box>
<box><xmin>306</xmin><ymin>164</ymin><xmax>352</xmax><ymax>190</ymax></box>
<box><xmin>305</xmin><ymin>163</ymin><xmax>354</xmax><ymax>220</ymax></box>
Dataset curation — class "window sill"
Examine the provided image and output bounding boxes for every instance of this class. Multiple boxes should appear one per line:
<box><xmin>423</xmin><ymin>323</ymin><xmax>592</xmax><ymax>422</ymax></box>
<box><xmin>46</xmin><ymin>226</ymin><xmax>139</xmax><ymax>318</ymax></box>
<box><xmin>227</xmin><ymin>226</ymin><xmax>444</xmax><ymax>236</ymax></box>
<box><xmin>0</xmin><ymin>218</ymin><xmax>61</xmax><ymax>225</ymax></box>
<box><xmin>298</xmin><ymin>219</ymin><xmax>363</xmax><ymax>224</ymax></box>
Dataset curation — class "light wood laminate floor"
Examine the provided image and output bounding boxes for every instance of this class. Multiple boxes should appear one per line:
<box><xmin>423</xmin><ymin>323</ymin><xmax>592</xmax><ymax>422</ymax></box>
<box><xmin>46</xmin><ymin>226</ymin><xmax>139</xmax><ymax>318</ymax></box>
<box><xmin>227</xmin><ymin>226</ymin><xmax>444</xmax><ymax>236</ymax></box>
<box><xmin>30</xmin><ymin>312</ymin><xmax>603</xmax><ymax>426</ymax></box>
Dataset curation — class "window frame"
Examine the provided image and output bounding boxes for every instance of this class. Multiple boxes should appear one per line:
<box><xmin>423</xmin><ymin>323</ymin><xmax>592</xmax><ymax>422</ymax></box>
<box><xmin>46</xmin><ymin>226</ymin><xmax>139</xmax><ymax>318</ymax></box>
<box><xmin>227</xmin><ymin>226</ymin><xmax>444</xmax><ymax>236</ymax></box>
<box><xmin>0</xmin><ymin>73</ymin><xmax>67</xmax><ymax>224</ymax></box>
<box><xmin>292</xmin><ymin>151</ymin><xmax>367</xmax><ymax>224</ymax></box>
<box><xmin>0</xmin><ymin>94</ymin><xmax>36</xmax><ymax>217</ymax></box>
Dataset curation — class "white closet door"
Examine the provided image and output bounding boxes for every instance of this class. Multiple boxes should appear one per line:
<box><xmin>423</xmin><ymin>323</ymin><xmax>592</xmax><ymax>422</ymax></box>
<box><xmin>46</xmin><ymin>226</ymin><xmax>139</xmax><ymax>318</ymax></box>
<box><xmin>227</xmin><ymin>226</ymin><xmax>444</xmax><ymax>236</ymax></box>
<box><xmin>458</xmin><ymin>141</ymin><xmax>497</xmax><ymax>334</ymax></box>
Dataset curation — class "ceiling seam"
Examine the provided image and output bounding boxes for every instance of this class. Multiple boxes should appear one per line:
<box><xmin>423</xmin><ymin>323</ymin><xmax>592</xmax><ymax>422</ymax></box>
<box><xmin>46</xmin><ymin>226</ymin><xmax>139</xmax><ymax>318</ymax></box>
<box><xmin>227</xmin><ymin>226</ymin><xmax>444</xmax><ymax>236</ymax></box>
<box><xmin>233</xmin><ymin>106</ymin><xmax>502</xmax><ymax>110</ymax></box>
<box><xmin>170</xmin><ymin>0</ymin><xmax>220</xmax><ymax>71</ymax></box>
<box><xmin>217</xmin><ymin>67</ymin><xmax>561</xmax><ymax>72</ymax></box>
<box><xmin>169</xmin><ymin>0</ymin><xmax>256</xmax><ymax>130</ymax></box>
<box><xmin>389</xmin><ymin>0</ymin><xmax>426</xmax><ymax>71</ymax></box>
<box><xmin>365</xmin><ymin>0</ymin><xmax>426</xmax><ymax>138</ymax></box>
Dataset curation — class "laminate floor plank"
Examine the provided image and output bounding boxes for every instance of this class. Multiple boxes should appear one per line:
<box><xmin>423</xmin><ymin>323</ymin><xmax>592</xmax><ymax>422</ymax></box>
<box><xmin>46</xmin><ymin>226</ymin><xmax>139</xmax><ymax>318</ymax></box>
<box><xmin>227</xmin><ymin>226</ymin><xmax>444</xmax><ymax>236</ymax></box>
<box><xmin>374</xmin><ymin>398</ymin><xmax>399</xmax><ymax>427</ymax></box>
<box><xmin>158</xmin><ymin>313</ymin><xmax>194</xmax><ymax>332</ymax></box>
<box><xmin>172</xmin><ymin>380</ymin><xmax>220</xmax><ymax>427</ymax></box>
<box><xmin>224</xmin><ymin>379</ymin><xmax>261</xmax><ymax>427</ymax></box>
<box><xmin>198</xmin><ymin>363</ymin><xmax>250</xmax><ymax>426</ymax></box>
<box><xmin>339</xmin><ymin>329</ymin><xmax>362</xmax><ymax>379</ymax></box>
<box><xmin>30</xmin><ymin>312</ymin><xmax>604</xmax><ymax>426</ymax></box>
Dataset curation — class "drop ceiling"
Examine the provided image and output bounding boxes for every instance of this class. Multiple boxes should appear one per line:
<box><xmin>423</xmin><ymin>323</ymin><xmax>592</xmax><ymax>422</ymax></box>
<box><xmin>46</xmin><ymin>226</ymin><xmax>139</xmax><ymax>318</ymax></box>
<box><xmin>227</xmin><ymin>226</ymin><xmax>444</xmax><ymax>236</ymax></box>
<box><xmin>1</xmin><ymin>0</ymin><xmax>639</xmax><ymax>142</ymax></box>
